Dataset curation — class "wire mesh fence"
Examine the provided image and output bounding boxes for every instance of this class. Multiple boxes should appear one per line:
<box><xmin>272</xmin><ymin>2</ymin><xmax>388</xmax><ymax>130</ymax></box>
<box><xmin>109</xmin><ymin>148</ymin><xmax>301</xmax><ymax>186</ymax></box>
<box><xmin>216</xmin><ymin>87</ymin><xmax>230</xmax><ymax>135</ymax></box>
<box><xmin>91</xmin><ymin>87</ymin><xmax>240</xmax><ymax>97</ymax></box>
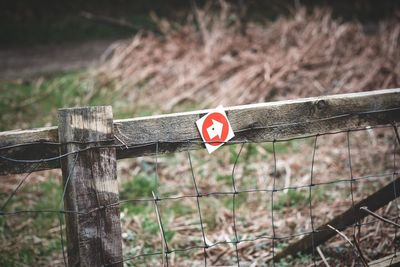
<box><xmin>0</xmin><ymin>91</ymin><xmax>400</xmax><ymax>266</ymax></box>
<box><xmin>0</xmin><ymin>100</ymin><xmax>399</xmax><ymax>266</ymax></box>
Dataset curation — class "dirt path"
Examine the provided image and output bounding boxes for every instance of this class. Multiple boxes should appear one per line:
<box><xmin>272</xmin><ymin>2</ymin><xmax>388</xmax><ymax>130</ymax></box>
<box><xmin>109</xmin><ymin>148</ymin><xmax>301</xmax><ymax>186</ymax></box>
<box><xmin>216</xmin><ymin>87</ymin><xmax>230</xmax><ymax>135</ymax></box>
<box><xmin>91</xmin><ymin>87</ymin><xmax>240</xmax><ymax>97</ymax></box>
<box><xmin>0</xmin><ymin>39</ymin><xmax>117</xmax><ymax>80</ymax></box>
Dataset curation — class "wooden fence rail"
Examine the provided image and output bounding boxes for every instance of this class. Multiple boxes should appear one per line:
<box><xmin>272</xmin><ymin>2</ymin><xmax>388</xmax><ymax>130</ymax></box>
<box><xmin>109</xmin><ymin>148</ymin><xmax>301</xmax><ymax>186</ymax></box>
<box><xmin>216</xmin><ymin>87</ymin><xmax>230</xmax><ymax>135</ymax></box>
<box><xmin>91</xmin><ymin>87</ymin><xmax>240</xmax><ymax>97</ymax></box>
<box><xmin>1</xmin><ymin>89</ymin><xmax>400</xmax><ymax>176</ymax></box>
<box><xmin>1</xmin><ymin>89</ymin><xmax>400</xmax><ymax>266</ymax></box>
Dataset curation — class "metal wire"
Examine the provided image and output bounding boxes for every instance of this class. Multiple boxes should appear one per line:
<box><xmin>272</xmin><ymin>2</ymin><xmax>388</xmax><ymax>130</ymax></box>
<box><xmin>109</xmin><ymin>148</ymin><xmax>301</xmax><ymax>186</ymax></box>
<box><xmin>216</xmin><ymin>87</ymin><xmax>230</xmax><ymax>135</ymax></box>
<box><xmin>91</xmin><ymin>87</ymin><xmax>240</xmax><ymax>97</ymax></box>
<box><xmin>308</xmin><ymin>135</ymin><xmax>318</xmax><ymax>266</ymax></box>
<box><xmin>271</xmin><ymin>140</ymin><xmax>277</xmax><ymax>267</ymax></box>
<box><xmin>0</xmin><ymin>120</ymin><xmax>399</xmax><ymax>266</ymax></box>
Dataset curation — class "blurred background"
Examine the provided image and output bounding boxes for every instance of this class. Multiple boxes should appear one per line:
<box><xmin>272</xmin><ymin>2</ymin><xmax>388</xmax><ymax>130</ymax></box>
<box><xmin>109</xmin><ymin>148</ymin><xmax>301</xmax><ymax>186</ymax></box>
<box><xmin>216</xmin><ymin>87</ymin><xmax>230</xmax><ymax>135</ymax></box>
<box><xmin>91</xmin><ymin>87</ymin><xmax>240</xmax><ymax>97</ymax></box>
<box><xmin>0</xmin><ymin>1</ymin><xmax>400</xmax><ymax>266</ymax></box>
<box><xmin>0</xmin><ymin>0</ymin><xmax>399</xmax><ymax>131</ymax></box>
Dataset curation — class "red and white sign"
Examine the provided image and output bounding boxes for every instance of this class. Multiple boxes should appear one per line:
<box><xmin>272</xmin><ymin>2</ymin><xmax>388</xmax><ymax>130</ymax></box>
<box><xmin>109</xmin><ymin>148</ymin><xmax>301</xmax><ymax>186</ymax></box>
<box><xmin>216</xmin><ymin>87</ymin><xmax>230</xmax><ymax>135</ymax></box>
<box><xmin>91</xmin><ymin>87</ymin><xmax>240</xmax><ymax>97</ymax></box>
<box><xmin>196</xmin><ymin>105</ymin><xmax>235</xmax><ymax>153</ymax></box>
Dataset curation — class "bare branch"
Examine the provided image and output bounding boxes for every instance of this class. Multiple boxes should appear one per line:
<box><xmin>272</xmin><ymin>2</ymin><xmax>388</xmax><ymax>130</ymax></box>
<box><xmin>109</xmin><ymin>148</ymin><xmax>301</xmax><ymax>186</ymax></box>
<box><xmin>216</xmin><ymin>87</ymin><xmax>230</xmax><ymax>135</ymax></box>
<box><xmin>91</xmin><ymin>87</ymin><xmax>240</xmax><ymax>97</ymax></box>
<box><xmin>316</xmin><ymin>246</ymin><xmax>331</xmax><ymax>267</ymax></box>
<box><xmin>360</xmin><ymin>206</ymin><xmax>400</xmax><ymax>228</ymax></box>
<box><xmin>327</xmin><ymin>225</ymin><xmax>368</xmax><ymax>267</ymax></box>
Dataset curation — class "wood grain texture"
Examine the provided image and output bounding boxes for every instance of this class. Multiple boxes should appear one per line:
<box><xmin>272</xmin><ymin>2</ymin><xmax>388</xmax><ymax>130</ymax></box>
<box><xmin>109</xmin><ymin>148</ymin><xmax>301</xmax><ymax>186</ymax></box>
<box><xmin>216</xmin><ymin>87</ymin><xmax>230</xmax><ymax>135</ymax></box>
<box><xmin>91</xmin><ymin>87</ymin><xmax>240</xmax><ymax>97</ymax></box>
<box><xmin>58</xmin><ymin>106</ymin><xmax>123</xmax><ymax>267</ymax></box>
<box><xmin>114</xmin><ymin>88</ymin><xmax>400</xmax><ymax>158</ymax></box>
<box><xmin>0</xmin><ymin>127</ymin><xmax>59</xmax><ymax>175</ymax></box>
<box><xmin>1</xmin><ymin>89</ymin><xmax>400</xmax><ymax>175</ymax></box>
<box><xmin>274</xmin><ymin>176</ymin><xmax>400</xmax><ymax>262</ymax></box>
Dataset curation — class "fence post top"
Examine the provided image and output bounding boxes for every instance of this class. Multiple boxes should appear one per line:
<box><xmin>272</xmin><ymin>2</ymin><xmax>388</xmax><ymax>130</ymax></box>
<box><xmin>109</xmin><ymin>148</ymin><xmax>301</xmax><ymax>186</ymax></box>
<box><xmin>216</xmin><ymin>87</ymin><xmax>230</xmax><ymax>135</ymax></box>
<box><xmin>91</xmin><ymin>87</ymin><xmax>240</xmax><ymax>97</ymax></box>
<box><xmin>58</xmin><ymin>105</ymin><xmax>112</xmax><ymax>113</ymax></box>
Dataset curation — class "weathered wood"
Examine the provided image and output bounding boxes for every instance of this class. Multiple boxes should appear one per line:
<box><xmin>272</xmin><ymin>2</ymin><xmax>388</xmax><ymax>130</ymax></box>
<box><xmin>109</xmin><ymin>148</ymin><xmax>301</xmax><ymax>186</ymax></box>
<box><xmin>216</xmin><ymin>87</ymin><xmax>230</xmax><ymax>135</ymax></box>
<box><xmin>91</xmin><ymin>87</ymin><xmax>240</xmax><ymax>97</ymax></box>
<box><xmin>114</xmin><ymin>88</ymin><xmax>400</xmax><ymax>158</ymax></box>
<box><xmin>369</xmin><ymin>254</ymin><xmax>400</xmax><ymax>267</ymax></box>
<box><xmin>0</xmin><ymin>127</ymin><xmax>59</xmax><ymax>175</ymax></box>
<box><xmin>58</xmin><ymin>106</ymin><xmax>123</xmax><ymax>267</ymax></box>
<box><xmin>1</xmin><ymin>89</ymin><xmax>400</xmax><ymax>175</ymax></box>
<box><xmin>274</xmin><ymin>176</ymin><xmax>400</xmax><ymax>261</ymax></box>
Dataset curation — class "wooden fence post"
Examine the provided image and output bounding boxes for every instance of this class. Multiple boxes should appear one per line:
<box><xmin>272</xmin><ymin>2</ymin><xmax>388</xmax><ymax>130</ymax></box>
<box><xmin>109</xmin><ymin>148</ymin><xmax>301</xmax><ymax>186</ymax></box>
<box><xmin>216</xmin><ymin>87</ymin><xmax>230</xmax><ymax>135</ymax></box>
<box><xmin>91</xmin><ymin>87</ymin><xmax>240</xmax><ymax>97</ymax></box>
<box><xmin>58</xmin><ymin>106</ymin><xmax>123</xmax><ymax>267</ymax></box>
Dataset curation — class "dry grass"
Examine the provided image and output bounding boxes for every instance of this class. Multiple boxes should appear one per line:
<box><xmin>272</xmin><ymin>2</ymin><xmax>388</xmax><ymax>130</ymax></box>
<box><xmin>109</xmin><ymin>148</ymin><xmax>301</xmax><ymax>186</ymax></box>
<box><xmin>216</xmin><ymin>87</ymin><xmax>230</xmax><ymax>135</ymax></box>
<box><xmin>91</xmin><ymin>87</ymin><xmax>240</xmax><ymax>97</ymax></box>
<box><xmin>116</xmin><ymin>127</ymin><xmax>399</xmax><ymax>266</ymax></box>
<box><xmin>95</xmin><ymin>4</ymin><xmax>400</xmax><ymax>112</ymax></box>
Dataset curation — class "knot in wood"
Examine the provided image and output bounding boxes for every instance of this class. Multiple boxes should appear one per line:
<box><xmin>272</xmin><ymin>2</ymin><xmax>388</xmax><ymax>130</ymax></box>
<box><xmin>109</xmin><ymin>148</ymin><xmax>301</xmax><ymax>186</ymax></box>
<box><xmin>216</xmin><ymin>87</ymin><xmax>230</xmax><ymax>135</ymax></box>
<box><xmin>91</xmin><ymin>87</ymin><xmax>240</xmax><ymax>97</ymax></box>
<box><xmin>316</xmin><ymin>99</ymin><xmax>328</xmax><ymax>110</ymax></box>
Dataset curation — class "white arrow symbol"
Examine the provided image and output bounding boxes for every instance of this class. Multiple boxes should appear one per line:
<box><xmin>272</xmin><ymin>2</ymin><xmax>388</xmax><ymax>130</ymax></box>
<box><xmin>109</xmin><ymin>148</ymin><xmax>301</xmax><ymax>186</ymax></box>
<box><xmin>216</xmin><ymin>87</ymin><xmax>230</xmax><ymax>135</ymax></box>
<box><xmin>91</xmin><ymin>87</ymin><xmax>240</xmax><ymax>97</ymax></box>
<box><xmin>206</xmin><ymin>119</ymin><xmax>224</xmax><ymax>139</ymax></box>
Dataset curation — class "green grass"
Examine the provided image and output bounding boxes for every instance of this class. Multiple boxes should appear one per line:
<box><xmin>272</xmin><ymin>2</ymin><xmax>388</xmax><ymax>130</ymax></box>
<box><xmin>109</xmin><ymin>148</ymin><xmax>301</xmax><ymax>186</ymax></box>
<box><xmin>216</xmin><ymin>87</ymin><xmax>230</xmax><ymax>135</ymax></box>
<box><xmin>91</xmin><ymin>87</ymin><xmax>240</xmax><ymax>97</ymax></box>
<box><xmin>223</xmin><ymin>192</ymin><xmax>248</xmax><ymax>209</ymax></box>
<box><xmin>263</xmin><ymin>140</ymin><xmax>306</xmax><ymax>154</ymax></box>
<box><xmin>1</xmin><ymin>72</ymin><xmax>100</xmax><ymax>130</ymax></box>
<box><xmin>277</xmin><ymin>253</ymin><xmax>312</xmax><ymax>266</ymax></box>
<box><xmin>0</xmin><ymin>177</ymin><xmax>63</xmax><ymax>266</ymax></box>
<box><xmin>121</xmin><ymin>175</ymin><xmax>157</xmax><ymax>200</ymax></box>
<box><xmin>0</xmin><ymin>71</ymin><xmax>157</xmax><ymax>131</ymax></box>
<box><xmin>273</xmin><ymin>189</ymin><xmax>309</xmax><ymax>211</ymax></box>
<box><xmin>120</xmin><ymin>174</ymin><xmax>157</xmax><ymax>215</ymax></box>
<box><xmin>273</xmin><ymin>187</ymin><xmax>330</xmax><ymax>211</ymax></box>
<box><xmin>166</xmin><ymin>202</ymin><xmax>193</xmax><ymax>217</ymax></box>
<box><xmin>216</xmin><ymin>174</ymin><xmax>232</xmax><ymax>185</ymax></box>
